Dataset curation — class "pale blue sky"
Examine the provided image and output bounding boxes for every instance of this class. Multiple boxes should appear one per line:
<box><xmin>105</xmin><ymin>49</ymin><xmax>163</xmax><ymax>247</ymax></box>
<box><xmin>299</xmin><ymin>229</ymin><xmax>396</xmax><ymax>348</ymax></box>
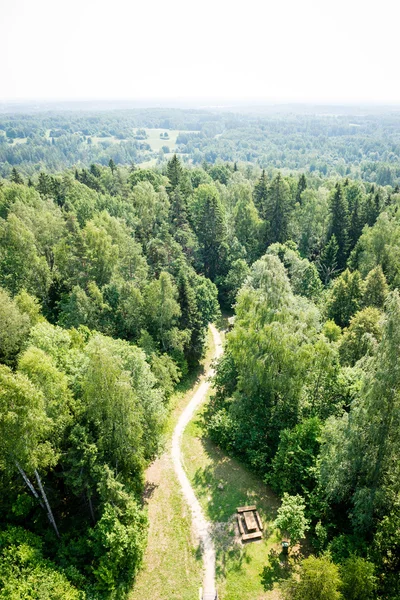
<box><xmin>1</xmin><ymin>0</ymin><xmax>399</xmax><ymax>104</ymax></box>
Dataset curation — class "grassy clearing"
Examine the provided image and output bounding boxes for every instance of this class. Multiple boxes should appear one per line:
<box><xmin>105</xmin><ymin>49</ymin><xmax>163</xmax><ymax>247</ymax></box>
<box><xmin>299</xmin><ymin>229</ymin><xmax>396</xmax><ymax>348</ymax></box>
<box><xmin>129</xmin><ymin>330</ymin><xmax>215</xmax><ymax>600</ymax></box>
<box><xmin>91</xmin><ymin>135</ymin><xmax>122</xmax><ymax>145</ymax></box>
<box><xmin>143</xmin><ymin>128</ymin><xmax>198</xmax><ymax>153</ymax></box>
<box><xmin>181</xmin><ymin>403</ymin><xmax>281</xmax><ymax>600</ymax></box>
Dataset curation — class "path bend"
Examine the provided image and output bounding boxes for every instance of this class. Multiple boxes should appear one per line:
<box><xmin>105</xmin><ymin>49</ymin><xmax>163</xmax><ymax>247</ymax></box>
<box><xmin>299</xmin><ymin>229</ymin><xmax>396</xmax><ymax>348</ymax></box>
<box><xmin>171</xmin><ymin>324</ymin><xmax>223</xmax><ymax>598</ymax></box>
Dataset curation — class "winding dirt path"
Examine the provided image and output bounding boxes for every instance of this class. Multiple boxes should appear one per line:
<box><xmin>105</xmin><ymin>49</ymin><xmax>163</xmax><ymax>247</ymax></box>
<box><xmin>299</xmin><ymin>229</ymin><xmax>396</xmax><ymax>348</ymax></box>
<box><xmin>171</xmin><ymin>325</ymin><xmax>223</xmax><ymax>598</ymax></box>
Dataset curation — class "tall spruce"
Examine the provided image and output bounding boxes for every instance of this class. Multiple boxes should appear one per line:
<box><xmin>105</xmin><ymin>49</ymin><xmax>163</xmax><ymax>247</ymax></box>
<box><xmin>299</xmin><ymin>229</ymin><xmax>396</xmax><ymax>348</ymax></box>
<box><xmin>318</xmin><ymin>234</ymin><xmax>339</xmax><ymax>284</ymax></box>
<box><xmin>253</xmin><ymin>169</ymin><xmax>268</xmax><ymax>218</ymax></box>
<box><xmin>266</xmin><ymin>172</ymin><xmax>291</xmax><ymax>245</ymax></box>
<box><xmin>329</xmin><ymin>183</ymin><xmax>349</xmax><ymax>270</ymax></box>
<box><xmin>10</xmin><ymin>167</ymin><xmax>23</xmax><ymax>185</ymax></box>
<box><xmin>166</xmin><ymin>154</ymin><xmax>183</xmax><ymax>193</ymax></box>
<box><xmin>296</xmin><ymin>173</ymin><xmax>307</xmax><ymax>204</ymax></box>
<box><xmin>177</xmin><ymin>268</ymin><xmax>204</xmax><ymax>366</ymax></box>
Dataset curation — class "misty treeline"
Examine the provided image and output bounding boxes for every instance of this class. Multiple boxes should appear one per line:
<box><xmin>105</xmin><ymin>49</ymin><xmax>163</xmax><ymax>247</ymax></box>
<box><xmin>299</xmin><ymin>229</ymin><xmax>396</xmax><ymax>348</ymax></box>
<box><xmin>0</xmin><ymin>154</ymin><xmax>399</xmax><ymax>597</ymax></box>
<box><xmin>3</xmin><ymin>108</ymin><xmax>400</xmax><ymax>186</ymax></box>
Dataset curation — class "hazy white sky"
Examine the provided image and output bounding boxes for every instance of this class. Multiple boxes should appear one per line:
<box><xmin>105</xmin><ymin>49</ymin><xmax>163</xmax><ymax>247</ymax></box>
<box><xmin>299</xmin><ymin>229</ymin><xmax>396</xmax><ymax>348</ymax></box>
<box><xmin>1</xmin><ymin>0</ymin><xmax>399</xmax><ymax>104</ymax></box>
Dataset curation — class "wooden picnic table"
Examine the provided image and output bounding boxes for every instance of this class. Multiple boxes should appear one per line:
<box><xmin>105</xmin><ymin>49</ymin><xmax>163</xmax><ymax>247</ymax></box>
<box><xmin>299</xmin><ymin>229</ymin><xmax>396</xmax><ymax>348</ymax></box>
<box><xmin>243</xmin><ymin>510</ymin><xmax>257</xmax><ymax>532</ymax></box>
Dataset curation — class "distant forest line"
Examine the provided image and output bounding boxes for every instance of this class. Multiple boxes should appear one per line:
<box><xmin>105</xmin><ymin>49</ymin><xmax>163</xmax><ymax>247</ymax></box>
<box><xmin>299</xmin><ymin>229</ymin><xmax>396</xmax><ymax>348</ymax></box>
<box><xmin>1</xmin><ymin>107</ymin><xmax>400</xmax><ymax>185</ymax></box>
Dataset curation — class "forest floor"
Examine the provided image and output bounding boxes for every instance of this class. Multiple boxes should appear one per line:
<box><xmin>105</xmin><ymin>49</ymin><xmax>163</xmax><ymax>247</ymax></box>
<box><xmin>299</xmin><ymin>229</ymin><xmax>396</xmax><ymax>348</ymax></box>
<box><xmin>130</xmin><ymin>326</ymin><xmax>283</xmax><ymax>600</ymax></box>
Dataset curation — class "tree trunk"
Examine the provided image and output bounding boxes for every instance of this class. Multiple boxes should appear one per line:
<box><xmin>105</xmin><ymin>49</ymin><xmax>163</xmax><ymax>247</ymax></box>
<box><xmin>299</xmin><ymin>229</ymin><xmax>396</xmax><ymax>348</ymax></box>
<box><xmin>34</xmin><ymin>469</ymin><xmax>60</xmax><ymax>538</ymax></box>
<box><xmin>15</xmin><ymin>461</ymin><xmax>44</xmax><ymax>509</ymax></box>
<box><xmin>87</xmin><ymin>492</ymin><xmax>95</xmax><ymax>524</ymax></box>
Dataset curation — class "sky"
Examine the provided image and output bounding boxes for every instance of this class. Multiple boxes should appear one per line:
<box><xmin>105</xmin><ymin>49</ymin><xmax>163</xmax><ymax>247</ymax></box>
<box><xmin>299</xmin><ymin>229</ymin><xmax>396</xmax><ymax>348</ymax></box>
<box><xmin>1</xmin><ymin>0</ymin><xmax>400</xmax><ymax>105</ymax></box>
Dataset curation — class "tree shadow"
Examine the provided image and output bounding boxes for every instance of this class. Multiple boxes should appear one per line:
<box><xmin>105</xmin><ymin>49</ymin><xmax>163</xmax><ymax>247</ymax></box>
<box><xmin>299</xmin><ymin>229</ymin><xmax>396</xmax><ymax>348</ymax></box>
<box><xmin>260</xmin><ymin>548</ymin><xmax>292</xmax><ymax>591</ymax></box>
<box><xmin>142</xmin><ymin>481</ymin><xmax>158</xmax><ymax>503</ymax></box>
<box><xmin>191</xmin><ymin>431</ymin><xmax>279</xmax><ymax>525</ymax></box>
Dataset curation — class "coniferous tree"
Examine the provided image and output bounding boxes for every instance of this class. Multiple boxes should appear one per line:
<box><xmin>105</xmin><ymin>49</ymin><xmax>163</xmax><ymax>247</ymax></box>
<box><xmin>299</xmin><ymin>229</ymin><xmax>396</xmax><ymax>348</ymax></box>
<box><xmin>363</xmin><ymin>190</ymin><xmax>382</xmax><ymax>227</ymax></box>
<box><xmin>266</xmin><ymin>172</ymin><xmax>291</xmax><ymax>245</ymax></box>
<box><xmin>253</xmin><ymin>169</ymin><xmax>268</xmax><ymax>218</ymax></box>
<box><xmin>108</xmin><ymin>158</ymin><xmax>116</xmax><ymax>174</ymax></box>
<box><xmin>191</xmin><ymin>185</ymin><xmax>227</xmax><ymax>281</ymax></box>
<box><xmin>10</xmin><ymin>167</ymin><xmax>23</xmax><ymax>185</ymax></box>
<box><xmin>166</xmin><ymin>154</ymin><xmax>182</xmax><ymax>192</ymax></box>
<box><xmin>90</xmin><ymin>163</ymin><xmax>101</xmax><ymax>178</ymax></box>
<box><xmin>37</xmin><ymin>172</ymin><xmax>53</xmax><ymax>197</ymax></box>
<box><xmin>348</xmin><ymin>194</ymin><xmax>363</xmax><ymax>251</ymax></box>
<box><xmin>328</xmin><ymin>183</ymin><xmax>349</xmax><ymax>270</ymax></box>
<box><xmin>177</xmin><ymin>268</ymin><xmax>204</xmax><ymax>366</ymax></box>
<box><xmin>296</xmin><ymin>173</ymin><xmax>307</xmax><ymax>204</ymax></box>
<box><xmin>170</xmin><ymin>189</ymin><xmax>188</xmax><ymax>231</ymax></box>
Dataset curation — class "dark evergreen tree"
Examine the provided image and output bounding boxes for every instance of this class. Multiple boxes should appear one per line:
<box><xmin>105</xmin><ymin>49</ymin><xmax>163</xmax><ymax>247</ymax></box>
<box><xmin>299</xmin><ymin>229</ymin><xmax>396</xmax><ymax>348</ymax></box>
<box><xmin>108</xmin><ymin>158</ymin><xmax>116</xmax><ymax>174</ymax></box>
<box><xmin>89</xmin><ymin>163</ymin><xmax>101</xmax><ymax>178</ymax></box>
<box><xmin>177</xmin><ymin>268</ymin><xmax>204</xmax><ymax>366</ymax></box>
<box><xmin>296</xmin><ymin>173</ymin><xmax>307</xmax><ymax>204</ymax></box>
<box><xmin>166</xmin><ymin>154</ymin><xmax>183</xmax><ymax>193</ymax></box>
<box><xmin>328</xmin><ymin>183</ymin><xmax>349</xmax><ymax>270</ymax></box>
<box><xmin>266</xmin><ymin>172</ymin><xmax>291</xmax><ymax>245</ymax></box>
<box><xmin>37</xmin><ymin>172</ymin><xmax>53</xmax><ymax>197</ymax></box>
<box><xmin>10</xmin><ymin>167</ymin><xmax>23</xmax><ymax>184</ymax></box>
<box><xmin>170</xmin><ymin>189</ymin><xmax>189</xmax><ymax>232</ymax></box>
<box><xmin>318</xmin><ymin>234</ymin><xmax>339</xmax><ymax>284</ymax></box>
<box><xmin>253</xmin><ymin>169</ymin><xmax>268</xmax><ymax>217</ymax></box>
<box><xmin>363</xmin><ymin>190</ymin><xmax>382</xmax><ymax>227</ymax></box>
<box><xmin>348</xmin><ymin>194</ymin><xmax>363</xmax><ymax>251</ymax></box>
<box><xmin>192</xmin><ymin>186</ymin><xmax>227</xmax><ymax>281</ymax></box>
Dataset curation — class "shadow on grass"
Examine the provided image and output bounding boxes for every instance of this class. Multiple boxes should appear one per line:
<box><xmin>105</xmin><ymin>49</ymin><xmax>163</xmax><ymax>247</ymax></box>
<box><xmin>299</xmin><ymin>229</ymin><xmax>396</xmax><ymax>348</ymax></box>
<box><xmin>260</xmin><ymin>548</ymin><xmax>292</xmax><ymax>591</ymax></box>
<box><xmin>192</xmin><ymin>433</ymin><xmax>279</xmax><ymax>525</ymax></box>
<box><xmin>143</xmin><ymin>482</ymin><xmax>158</xmax><ymax>503</ymax></box>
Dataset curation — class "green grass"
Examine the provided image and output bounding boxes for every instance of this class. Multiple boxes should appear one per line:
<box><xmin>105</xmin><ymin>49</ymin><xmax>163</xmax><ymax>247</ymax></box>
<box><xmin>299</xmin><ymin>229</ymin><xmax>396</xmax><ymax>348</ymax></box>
<box><xmin>143</xmin><ymin>128</ymin><xmax>198</xmax><ymax>153</ymax></box>
<box><xmin>130</xmin><ymin>328</ymin><xmax>284</xmax><ymax>600</ymax></box>
<box><xmin>91</xmin><ymin>135</ymin><xmax>122</xmax><ymax>145</ymax></box>
<box><xmin>182</xmin><ymin>404</ymin><xmax>281</xmax><ymax>600</ymax></box>
<box><xmin>129</xmin><ymin>330</ymin><xmax>215</xmax><ymax>600</ymax></box>
<box><xmin>129</xmin><ymin>452</ymin><xmax>202</xmax><ymax>600</ymax></box>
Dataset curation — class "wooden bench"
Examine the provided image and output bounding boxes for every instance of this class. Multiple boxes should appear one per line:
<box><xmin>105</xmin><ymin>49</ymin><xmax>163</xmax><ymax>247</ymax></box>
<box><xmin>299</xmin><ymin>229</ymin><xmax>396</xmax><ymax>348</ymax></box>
<box><xmin>242</xmin><ymin>531</ymin><xmax>262</xmax><ymax>542</ymax></box>
<box><xmin>237</xmin><ymin>515</ymin><xmax>245</xmax><ymax>536</ymax></box>
<box><xmin>255</xmin><ymin>510</ymin><xmax>263</xmax><ymax>531</ymax></box>
<box><xmin>237</xmin><ymin>505</ymin><xmax>256</xmax><ymax>513</ymax></box>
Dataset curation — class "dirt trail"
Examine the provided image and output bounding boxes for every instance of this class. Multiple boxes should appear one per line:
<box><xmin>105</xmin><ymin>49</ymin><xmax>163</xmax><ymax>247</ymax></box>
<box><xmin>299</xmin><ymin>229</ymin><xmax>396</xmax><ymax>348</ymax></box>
<box><xmin>171</xmin><ymin>324</ymin><xmax>223</xmax><ymax>598</ymax></box>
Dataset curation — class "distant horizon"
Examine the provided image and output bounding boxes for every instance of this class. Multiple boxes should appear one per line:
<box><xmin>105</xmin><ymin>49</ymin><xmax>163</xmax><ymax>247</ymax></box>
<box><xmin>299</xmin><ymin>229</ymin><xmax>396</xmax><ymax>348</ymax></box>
<box><xmin>2</xmin><ymin>98</ymin><xmax>400</xmax><ymax>115</ymax></box>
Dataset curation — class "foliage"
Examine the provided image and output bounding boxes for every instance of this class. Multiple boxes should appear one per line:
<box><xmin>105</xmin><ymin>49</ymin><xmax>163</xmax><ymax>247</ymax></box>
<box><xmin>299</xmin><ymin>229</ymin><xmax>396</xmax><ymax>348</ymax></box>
<box><xmin>340</xmin><ymin>555</ymin><xmax>377</xmax><ymax>600</ymax></box>
<box><xmin>267</xmin><ymin>418</ymin><xmax>322</xmax><ymax>497</ymax></box>
<box><xmin>339</xmin><ymin>307</ymin><xmax>382</xmax><ymax>365</ymax></box>
<box><xmin>325</xmin><ymin>269</ymin><xmax>364</xmax><ymax>327</ymax></box>
<box><xmin>281</xmin><ymin>555</ymin><xmax>342</xmax><ymax>600</ymax></box>
<box><xmin>274</xmin><ymin>493</ymin><xmax>310</xmax><ymax>546</ymax></box>
<box><xmin>0</xmin><ymin>527</ymin><xmax>82</xmax><ymax>600</ymax></box>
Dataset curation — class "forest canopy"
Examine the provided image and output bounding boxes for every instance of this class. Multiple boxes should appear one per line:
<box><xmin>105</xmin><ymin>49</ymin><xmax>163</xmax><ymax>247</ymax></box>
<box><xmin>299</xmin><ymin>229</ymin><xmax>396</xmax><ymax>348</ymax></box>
<box><xmin>1</xmin><ymin>147</ymin><xmax>400</xmax><ymax>598</ymax></box>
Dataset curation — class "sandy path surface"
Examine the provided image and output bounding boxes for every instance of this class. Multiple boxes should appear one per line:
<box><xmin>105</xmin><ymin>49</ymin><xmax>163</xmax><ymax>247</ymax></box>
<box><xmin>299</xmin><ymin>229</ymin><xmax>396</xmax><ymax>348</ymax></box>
<box><xmin>171</xmin><ymin>325</ymin><xmax>223</xmax><ymax>598</ymax></box>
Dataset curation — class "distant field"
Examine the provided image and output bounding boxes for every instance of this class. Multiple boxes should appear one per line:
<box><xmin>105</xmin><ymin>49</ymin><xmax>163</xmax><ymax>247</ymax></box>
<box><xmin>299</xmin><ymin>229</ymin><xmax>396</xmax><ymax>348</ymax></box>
<box><xmin>91</xmin><ymin>135</ymin><xmax>122</xmax><ymax>145</ymax></box>
<box><xmin>143</xmin><ymin>128</ymin><xmax>199</xmax><ymax>152</ymax></box>
<box><xmin>8</xmin><ymin>137</ymin><xmax>28</xmax><ymax>145</ymax></box>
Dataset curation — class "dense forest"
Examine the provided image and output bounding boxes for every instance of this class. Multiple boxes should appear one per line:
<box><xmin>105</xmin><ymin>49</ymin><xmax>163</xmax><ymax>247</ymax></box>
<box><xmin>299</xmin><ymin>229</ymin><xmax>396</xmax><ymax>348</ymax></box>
<box><xmin>2</xmin><ymin>106</ymin><xmax>400</xmax><ymax>186</ymax></box>
<box><xmin>0</xmin><ymin>148</ymin><xmax>400</xmax><ymax>598</ymax></box>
